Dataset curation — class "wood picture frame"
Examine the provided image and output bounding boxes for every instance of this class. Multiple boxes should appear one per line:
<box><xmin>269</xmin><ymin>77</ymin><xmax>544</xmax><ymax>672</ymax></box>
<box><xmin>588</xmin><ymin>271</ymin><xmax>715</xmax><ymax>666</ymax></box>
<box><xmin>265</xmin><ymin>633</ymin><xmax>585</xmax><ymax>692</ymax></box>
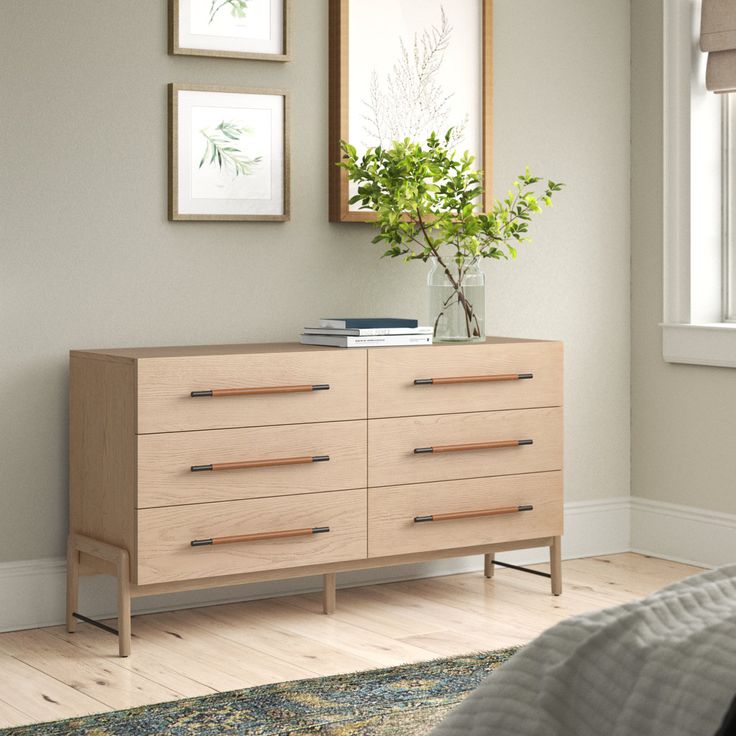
<box><xmin>168</xmin><ymin>83</ymin><xmax>290</xmax><ymax>222</ymax></box>
<box><xmin>169</xmin><ymin>0</ymin><xmax>290</xmax><ymax>62</ymax></box>
<box><xmin>328</xmin><ymin>0</ymin><xmax>493</xmax><ymax>223</ymax></box>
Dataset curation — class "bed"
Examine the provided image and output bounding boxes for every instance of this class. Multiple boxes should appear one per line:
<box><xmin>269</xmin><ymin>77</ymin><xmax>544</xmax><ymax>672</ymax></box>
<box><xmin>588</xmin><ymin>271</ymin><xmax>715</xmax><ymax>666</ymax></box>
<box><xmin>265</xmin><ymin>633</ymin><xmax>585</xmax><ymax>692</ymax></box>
<box><xmin>431</xmin><ymin>563</ymin><xmax>736</xmax><ymax>736</ymax></box>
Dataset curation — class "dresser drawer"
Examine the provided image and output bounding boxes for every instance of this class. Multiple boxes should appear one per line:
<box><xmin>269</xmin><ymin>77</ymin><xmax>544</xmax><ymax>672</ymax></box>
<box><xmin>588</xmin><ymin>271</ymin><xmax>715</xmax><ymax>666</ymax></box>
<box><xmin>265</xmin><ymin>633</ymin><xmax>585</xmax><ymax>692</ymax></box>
<box><xmin>137</xmin><ymin>488</ymin><xmax>367</xmax><ymax>584</ymax></box>
<box><xmin>137</xmin><ymin>350</ymin><xmax>367</xmax><ymax>433</ymax></box>
<box><xmin>368</xmin><ymin>340</ymin><xmax>561</xmax><ymax>418</ymax></box>
<box><xmin>368</xmin><ymin>472</ymin><xmax>562</xmax><ymax>557</ymax></box>
<box><xmin>138</xmin><ymin>420</ymin><xmax>367</xmax><ymax>508</ymax></box>
<box><xmin>368</xmin><ymin>408</ymin><xmax>562</xmax><ymax>488</ymax></box>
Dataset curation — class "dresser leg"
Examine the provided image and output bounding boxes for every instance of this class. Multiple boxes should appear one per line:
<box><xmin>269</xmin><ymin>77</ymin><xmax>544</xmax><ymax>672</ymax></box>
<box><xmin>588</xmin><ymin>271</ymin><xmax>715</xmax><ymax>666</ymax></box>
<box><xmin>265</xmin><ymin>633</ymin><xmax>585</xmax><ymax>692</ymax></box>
<box><xmin>323</xmin><ymin>573</ymin><xmax>336</xmax><ymax>614</ymax></box>
<box><xmin>550</xmin><ymin>536</ymin><xmax>562</xmax><ymax>596</ymax></box>
<box><xmin>116</xmin><ymin>549</ymin><xmax>132</xmax><ymax>657</ymax></box>
<box><xmin>483</xmin><ymin>553</ymin><xmax>495</xmax><ymax>578</ymax></box>
<box><xmin>66</xmin><ymin>536</ymin><xmax>80</xmax><ymax>634</ymax></box>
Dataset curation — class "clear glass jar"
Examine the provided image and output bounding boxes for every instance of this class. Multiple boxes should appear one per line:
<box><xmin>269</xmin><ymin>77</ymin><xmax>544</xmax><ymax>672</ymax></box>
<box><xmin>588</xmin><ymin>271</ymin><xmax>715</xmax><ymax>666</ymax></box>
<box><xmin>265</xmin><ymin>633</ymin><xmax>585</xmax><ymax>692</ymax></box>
<box><xmin>428</xmin><ymin>257</ymin><xmax>485</xmax><ymax>342</ymax></box>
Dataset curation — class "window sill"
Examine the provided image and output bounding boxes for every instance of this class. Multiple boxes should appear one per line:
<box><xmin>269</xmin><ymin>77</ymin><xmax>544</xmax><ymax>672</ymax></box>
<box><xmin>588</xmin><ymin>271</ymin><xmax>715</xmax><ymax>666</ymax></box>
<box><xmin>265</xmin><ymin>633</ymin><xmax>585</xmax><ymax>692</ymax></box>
<box><xmin>661</xmin><ymin>323</ymin><xmax>736</xmax><ymax>368</ymax></box>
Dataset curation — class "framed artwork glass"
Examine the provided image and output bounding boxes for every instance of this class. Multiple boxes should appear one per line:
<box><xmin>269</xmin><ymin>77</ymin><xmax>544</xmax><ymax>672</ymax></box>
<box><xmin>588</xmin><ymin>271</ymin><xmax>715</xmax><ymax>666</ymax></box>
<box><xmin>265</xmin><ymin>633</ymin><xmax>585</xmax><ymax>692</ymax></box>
<box><xmin>168</xmin><ymin>84</ymin><xmax>289</xmax><ymax>221</ymax></box>
<box><xmin>170</xmin><ymin>0</ymin><xmax>289</xmax><ymax>61</ymax></box>
<box><xmin>328</xmin><ymin>0</ymin><xmax>493</xmax><ymax>222</ymax></box>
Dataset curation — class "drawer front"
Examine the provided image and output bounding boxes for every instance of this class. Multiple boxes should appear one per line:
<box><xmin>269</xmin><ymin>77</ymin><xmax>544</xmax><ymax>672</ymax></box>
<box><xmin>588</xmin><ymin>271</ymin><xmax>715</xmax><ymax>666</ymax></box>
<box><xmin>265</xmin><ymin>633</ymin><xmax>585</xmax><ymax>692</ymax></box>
<box><xmin>138</xmin><ymin>420</ymin><xmax>367</xmax><ymax>508</ymax></box>
<box><xmin>137</xmin><ymin>351</ymin><xmax>367</xmax><ymax>433</ymax></box>
<box><xmin>137</xmin><ymin>488</ymin><xmax>367</xmax><ymax>584</ymax></box>
<box><xmin>368</xmin><ymin>472</ymin><xmax>562</xmax><ymax>557</ymax></box>
<box><xmin>368</xmin><ymin>408</ymin><xmax>562</xmax><ymax>488</ymax></box>
<box><xmin>368</xmin><ymin>341</ymin><xmax>562</xmax><ymax>418</ymax></box>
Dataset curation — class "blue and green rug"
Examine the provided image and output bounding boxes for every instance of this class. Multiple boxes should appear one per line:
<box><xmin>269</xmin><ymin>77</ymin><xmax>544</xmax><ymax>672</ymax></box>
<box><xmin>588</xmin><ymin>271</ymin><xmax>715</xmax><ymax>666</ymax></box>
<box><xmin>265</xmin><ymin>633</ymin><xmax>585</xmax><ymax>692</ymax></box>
<box><xmin>1</xmin><ymin>649</ymin><xmax>517</xmax><ymax>735</ymax></box>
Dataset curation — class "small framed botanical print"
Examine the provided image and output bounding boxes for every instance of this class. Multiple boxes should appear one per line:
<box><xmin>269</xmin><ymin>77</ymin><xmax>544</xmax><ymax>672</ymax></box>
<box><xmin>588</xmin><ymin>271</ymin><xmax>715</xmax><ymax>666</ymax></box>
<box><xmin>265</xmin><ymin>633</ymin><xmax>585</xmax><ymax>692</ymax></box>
<box><xmin>170</xmin><ymin>0</ymin><xmax>289</xmax><ymax>61</ymax></box>
<box><xmin>168</xmin><ymin>84</ymin><xmax>289</xmax><ymax>221</ymax></box>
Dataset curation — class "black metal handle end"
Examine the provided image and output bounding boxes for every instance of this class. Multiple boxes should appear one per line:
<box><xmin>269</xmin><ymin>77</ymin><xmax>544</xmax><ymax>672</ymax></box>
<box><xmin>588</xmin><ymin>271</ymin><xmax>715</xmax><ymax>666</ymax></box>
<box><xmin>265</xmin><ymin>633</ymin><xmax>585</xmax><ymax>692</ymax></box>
<box><xmin>191</xmin><ymin>464</ymin><xmax>214</xmax><ymax>472</ymax></box>
<box><xmin>413</xmin><ymin>378</ymin><xmax>434</xmax><ymax>385</ymax></box>
<box><xmin>191</xmin><ymin>390</ymin><xmax>213</xmax><ymax>397</ymax></box>
<box><xmin>191</xmin><ymin>538</ymin><xmax>214</xmax><ymax>546</ymax></box>
<box><xmin>518</xmin><ymin>439</ymin><xmax>534</xmax><ymax>446</ymax></box>
<box><xmin>518</xmin><ymin>373</ymin><xmax>534</xmax><ymax>380</ymax></box>
<box><xmin>518</xmin><ymin>504</ymin><xmax>534</xmax><ymax>512</ymax></box>
<box><xmin>312</xmin><ymin>384</ymin><xmax>330</xmax><ymax>391</ymax></box>
<box><xmin>414</xmin><ymin>515</ymin><xmax>434</xmax><ymax>523</ymax></box>
<box><xmin>413</xmin><ymin>447</ymin><xmax>434</xmax><ymax>454</ymax></box>
<box><xmin>312</xmin><ymin>526</ymin><xmax>330</xmax><ymax>534</ymax></box>
<box><xmin>311</xmin><ymin>455</ymin><xmax>330</xmax><ymax>463</ymax></box>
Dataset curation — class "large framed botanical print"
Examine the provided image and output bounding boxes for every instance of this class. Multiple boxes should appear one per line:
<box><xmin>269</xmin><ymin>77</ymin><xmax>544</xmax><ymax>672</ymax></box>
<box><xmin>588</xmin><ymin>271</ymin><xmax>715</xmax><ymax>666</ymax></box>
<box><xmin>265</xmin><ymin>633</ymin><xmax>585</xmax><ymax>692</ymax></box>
<box><xmin>328</xmin><ymin>0</ymin><xmax>493</xmax><ymax>222</ymax></box>
<box><xmin>168</xmin><ymin>84</ymin><xmax>289</xmax><ymax>221</ymax></box>
<box><xmin>170</xmin><ymin>0</ymin><xmax>289</xmax><ymax>61</ymax></box>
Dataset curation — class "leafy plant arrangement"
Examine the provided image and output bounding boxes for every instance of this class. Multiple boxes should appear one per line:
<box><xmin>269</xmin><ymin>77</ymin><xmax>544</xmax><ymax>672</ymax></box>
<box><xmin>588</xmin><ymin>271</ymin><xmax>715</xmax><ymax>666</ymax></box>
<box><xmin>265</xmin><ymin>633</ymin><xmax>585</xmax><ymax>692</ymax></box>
<box><xmin>209</xmin><ymin>0</ymin><xmax>248</xmax><ymax>25</ymax></box>
<box><xmin>199</xmin><ymin>121</ymin><xmax>261</xmax><ymax>178</ymax></box>
<box><xmin>339</xmin><ymin>130</ymin><xmax>563</xmax><ymax>339</ymax></box>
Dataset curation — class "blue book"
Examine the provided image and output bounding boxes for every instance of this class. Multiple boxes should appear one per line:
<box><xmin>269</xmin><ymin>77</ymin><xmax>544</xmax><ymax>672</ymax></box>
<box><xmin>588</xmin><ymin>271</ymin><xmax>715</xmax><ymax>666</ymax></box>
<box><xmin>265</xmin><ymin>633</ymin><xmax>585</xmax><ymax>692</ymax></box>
<box><xmin>319</xmin><ymin>317</ymin><xmax>419</xmax><ymax>329</ymax></box>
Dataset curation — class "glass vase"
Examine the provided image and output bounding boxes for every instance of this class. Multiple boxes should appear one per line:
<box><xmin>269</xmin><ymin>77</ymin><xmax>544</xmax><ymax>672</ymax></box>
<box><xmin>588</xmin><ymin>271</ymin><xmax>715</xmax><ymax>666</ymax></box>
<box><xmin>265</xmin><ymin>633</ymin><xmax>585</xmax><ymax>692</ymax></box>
<box><xmin>428</xmin><ymin>257</ymin><xmax>485</xmax><ymax>342</ymax></box>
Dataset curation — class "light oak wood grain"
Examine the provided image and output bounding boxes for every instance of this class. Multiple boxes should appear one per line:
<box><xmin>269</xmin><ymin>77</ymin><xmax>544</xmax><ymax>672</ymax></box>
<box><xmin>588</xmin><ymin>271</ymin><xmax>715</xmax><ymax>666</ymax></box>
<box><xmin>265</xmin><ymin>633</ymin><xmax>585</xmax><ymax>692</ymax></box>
<box><xmin>136</xmin><ymin>350</ymin><xmax>367</xmax><ymax>433</ymax></box>
<box><xmin>138</xmin><ymin>420</ymin><xmax>366</xmax><ymax>507</ymax></box>
<box><xmin>0</xmin><ymin>652</ymin><xmax>106</xmax><ymax>724</ymax></box>
<box><xmin>368</xmin><ymin>472</ymin><xmax>562</xmax><ymax>557</ymax></box>
<box><xmin>368</xmin><ymin>341</ymin><xmax>562</xmax><ymax>418</ymax></box>
<box><xmin>137</xmin><ymin>489</ymin><xmax>368</xmax><ymax>584</ymax></box>
<box><xmin>70</xmin><ymin>337</ymin><xmax>539</xmax><ymax>362</ymax></box>
<box><xmin>69</xmin><ymin>355</ymin><xmax>136</xmax><ymax>566</ymax></box>
<box><xmin>368</xmin><ymin>407</ymin><xmax>562</xmax><ymax>487</ymax></box>
<box><xmin>0</xmin><ymin>631</ymin><xmax>180</xmax><ymax>711</ymax></box>
<box><xmin>0</xmin><ymin>555</ymin><xmax>701</xmax><ymax>729</ymax></box>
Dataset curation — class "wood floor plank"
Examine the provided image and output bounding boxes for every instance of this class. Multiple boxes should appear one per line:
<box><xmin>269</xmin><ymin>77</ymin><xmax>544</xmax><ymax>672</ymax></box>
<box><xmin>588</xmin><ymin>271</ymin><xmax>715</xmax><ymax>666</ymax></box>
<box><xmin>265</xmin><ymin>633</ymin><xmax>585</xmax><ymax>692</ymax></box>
<box><xmin>132</xmin><ymin>611</ymin><xmax>322</xmax><ymax>685</ymax></box>
<box><xmin>0</xmin><ymin>630</ymin><xmax>182</xmax><ymax>710</ymax></box>
<box><xmin>0</xmin><ymin>554</ymin><xmax>701</xmax><ymax>729</ymax></box>
<box><xmin>47</xmin><ymin>625</ymin><xmax>218</xmax><ymax>698</ymax></box>
<box><xmin>0</xmin><ymin>652</ymin><xmax>107</xmax><ymax>725</ymax></box>
<box><xmin>225</xmin><ymin>598</ymin><xmax>439</xmax><ymax>667</ymax></box>
<box><xmin>183</xmin><ymin>604</ymin><xmax>382</xmax><ymax>676</ymax></box>
<box><xmin>0</xmin><ymin>697</ymin><xmax>36</xmax><ymax>729</ymax></box>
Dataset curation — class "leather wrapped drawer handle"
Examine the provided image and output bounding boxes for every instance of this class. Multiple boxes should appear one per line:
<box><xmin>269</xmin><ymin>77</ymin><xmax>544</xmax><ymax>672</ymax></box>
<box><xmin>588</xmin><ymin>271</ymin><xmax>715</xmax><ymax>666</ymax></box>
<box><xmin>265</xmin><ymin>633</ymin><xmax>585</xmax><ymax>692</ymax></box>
<box><xmin>414</xmin><ymin>505</ymin><xmax>533</xmax><ymax>523</ymax></box>
<box><xmin>191</xmin><ymin>526</ymin><xmax>330</xmax><ymax>546</ymax></box>
<box><xmin>414</xmin><ymin>373</ymin><xmax>533</xmax><ymax>385</ymax></box>
<box><xmin>191</xmin><ymin>384</ymin><xmax>330</xmax><ymax>397</ymax></box>
<box><xmin>414</xmin><ymin>439</ymin><xmax>533</xmax><ymax>454</ymax></box>
<box><xmin>191</xmin><ymin>455</ymin><xmax>329</xmax><ymax>472</ymax></box>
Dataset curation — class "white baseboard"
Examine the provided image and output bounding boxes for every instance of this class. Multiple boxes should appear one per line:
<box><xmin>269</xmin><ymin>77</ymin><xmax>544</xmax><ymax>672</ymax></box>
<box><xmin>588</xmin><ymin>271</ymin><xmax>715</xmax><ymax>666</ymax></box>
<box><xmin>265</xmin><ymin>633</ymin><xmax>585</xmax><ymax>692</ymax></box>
<box><xmin>630</xmin><ymin>496</ymin><xmax>736</xmax><ymax>568</ymax></box>
<box><xmin>0</xmin><ymin>496</ymin><xmax>630</xmax><ymax>634</ymax></box>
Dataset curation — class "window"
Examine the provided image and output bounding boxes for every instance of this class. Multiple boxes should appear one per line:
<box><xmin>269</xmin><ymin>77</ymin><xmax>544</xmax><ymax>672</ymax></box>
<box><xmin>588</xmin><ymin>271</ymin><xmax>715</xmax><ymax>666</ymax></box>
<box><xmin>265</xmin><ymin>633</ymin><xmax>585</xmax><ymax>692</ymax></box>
<box><xmin>661</xmin><ymin>0</ymin><xmax>736</xmax><ymax>368</ymax></box>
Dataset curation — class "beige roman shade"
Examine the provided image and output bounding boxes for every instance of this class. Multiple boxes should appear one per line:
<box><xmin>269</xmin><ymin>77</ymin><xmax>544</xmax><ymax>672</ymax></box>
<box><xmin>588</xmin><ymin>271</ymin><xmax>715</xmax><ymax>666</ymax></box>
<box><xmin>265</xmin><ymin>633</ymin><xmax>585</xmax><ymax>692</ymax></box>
<box><xmin>701</xmin><ymin>0</ymin><xmax>736</xmax><ymax>93</ymax></box>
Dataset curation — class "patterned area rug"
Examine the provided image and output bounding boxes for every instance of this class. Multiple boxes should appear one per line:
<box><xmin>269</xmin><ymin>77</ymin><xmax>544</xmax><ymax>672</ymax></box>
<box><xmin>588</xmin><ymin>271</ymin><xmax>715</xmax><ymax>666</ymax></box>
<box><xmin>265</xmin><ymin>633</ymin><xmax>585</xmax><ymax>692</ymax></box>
<box><xmin>1</xmin><ymin>649</ymin><xmax>517</xmax><ymax>736</ymax></box>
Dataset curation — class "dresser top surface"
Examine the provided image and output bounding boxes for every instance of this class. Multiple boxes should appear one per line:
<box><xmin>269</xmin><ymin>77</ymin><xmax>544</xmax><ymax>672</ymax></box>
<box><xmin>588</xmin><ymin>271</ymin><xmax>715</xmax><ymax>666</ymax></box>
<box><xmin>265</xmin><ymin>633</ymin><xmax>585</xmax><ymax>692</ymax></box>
<box><xmin>71</xmin><ymin>336</ymin><xmax>559</xmax><ymax>362</ymax></box>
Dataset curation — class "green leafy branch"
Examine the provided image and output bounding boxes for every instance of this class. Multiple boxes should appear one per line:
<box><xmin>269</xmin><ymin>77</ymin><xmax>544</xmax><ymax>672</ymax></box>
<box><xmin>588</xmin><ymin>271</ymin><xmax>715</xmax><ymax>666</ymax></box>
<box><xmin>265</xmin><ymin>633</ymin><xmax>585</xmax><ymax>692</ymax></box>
<box><xmin>338</xmin><ymin>130</ymin><xmax>563</xmax><ymax>338</ymax></box>
<box><xmin>199</xmin><ymin>121</ymin><xmax>262</xmax><ymax>178</ymax></box>
<box><xmin>339</xmin><ymin>130</ymin><xmax>563</xmax><ymax>268</ymax></box>
<box><xmin>209</xmin><ymin>0</ymin><xmax>248</xmax><ymax>25</ymax></box>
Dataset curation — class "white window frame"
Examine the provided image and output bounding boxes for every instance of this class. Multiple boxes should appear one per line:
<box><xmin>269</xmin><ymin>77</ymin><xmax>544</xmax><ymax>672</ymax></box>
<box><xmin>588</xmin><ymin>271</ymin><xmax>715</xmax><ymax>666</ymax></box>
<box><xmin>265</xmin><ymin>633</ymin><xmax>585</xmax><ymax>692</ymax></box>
<box><xmin>724</xmin><ymin>96</ymin><xmax>736</xmax><ymax>322</ymax></box>
<box><xmin>661</xmin><ymin>0</ymin><xmax>736</xmax><ymax>368</ymax></box>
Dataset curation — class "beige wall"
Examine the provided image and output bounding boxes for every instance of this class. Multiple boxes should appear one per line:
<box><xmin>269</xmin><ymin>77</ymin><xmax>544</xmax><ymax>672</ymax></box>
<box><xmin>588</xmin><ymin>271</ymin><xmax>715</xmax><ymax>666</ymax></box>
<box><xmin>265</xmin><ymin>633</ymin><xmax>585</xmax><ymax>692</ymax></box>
<box><xmin>0</xmin><ymin>1</ymin><xmax>631</xmax><ymax>564</ymax></box>
<box><xmin>631</xmin><ymin>0</ymin><xmax>736</xmax><ymax>516</ymax></box>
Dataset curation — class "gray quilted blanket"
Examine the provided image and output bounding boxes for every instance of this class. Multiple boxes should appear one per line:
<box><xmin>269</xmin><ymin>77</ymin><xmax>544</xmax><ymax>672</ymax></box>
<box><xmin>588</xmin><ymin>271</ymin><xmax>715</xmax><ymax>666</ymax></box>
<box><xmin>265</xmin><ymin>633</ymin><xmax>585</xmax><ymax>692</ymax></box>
<box><xmin>431</xmin><ymin>564</ymin><xmax>736</xmax><ymax>736</ymax></box>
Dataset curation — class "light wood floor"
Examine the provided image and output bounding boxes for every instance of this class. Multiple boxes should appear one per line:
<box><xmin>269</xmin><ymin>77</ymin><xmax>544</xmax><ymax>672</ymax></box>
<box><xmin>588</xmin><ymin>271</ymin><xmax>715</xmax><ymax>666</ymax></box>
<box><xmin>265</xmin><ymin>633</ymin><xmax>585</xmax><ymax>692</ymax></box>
<box><xmin>0</xmin><ymin>553</ymin><xmax>701</xmax><ymax>729</ymax></box>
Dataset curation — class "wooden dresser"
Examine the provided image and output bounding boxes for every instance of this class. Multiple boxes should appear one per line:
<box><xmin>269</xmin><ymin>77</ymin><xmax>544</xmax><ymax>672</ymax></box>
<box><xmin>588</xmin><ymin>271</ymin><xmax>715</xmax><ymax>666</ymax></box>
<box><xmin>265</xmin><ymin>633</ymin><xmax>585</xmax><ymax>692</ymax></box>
<box><xmin>68</xmin><ymin>338</ymin><xmax>563</xmax><ymax>656</ymax></box>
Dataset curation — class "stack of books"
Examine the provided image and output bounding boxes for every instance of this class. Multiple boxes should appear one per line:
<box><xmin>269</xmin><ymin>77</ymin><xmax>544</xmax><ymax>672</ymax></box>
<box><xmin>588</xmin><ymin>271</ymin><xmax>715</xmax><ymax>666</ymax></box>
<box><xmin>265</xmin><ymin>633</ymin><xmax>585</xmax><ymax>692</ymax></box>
<box><xmin>300</xmin><ymin>318</ymin><xmax>433</xmax><ymax>348</ymax></box>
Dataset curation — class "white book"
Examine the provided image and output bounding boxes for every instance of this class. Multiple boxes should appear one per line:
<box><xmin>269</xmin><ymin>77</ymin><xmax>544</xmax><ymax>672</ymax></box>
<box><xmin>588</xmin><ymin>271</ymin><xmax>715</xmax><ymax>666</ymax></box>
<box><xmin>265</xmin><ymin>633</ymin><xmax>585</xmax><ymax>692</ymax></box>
<box><xmin>303</xmin><ymin>326</ymin><xmax>433</xmax><ymax>336</ymax></box>
<box><xmin>300</xmin><ymin>334</ymin><xmax>433</xmax><ymax>348</ymax></box>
